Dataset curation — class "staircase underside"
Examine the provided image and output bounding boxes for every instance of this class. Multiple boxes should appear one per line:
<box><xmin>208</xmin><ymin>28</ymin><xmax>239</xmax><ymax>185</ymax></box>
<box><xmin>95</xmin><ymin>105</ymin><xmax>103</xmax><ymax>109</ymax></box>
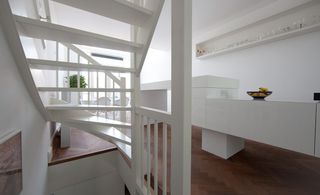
<box><xmin>15</xmin><ymin>15</ymin><xmax>142</xmax><ymax>52</ymax></box>
<box><xmin>51</xmin><ymin>0</ymin><xmax>153</xmax><ymax>27</ymax></box>
<box><xmin>28</xmin><ymin>58</ymin><xmax>135</xmax><ymax>73</ymax></box>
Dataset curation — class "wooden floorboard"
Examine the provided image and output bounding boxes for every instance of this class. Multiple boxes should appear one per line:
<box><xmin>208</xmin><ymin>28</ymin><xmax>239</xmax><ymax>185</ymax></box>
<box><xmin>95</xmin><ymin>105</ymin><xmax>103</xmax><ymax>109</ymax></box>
<box><xmin>49</xmin><ymin>125</ymin><xmax>320</xmax><ymax>194</ymax></box>
<box><xmin>145</xmin><ymin>125</ymin><xmax>320</xmax><ymax>195</ymax></box>
<box><xmin>49</xmin><ymin>128</ymin><xmax>117</xmax><ymax>166</ymax></box>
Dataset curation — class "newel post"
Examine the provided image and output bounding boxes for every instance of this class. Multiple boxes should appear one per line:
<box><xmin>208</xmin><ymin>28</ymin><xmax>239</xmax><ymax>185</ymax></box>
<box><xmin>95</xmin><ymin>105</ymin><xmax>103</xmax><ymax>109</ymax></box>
<box><xmin>171</xmin><ymin>0</ymin><xmax>192</xmax><ymax>194</ymax></box>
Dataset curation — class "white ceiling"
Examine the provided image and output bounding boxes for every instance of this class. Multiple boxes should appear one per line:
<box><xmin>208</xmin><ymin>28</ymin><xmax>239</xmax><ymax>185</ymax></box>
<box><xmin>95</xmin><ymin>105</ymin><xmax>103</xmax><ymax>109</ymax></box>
<box><xmin>48</xmin><ymin>0</ymin><xmax>281</xmax><ymax>51</ymax></box>
<box><xmin>151</xmin><ymin>0</ymin><xmax>276</xmax><ymax>50</ymax></box>
<box><xmin>192</xmin><ymin>0</ymin><xmax>276</xmax><ymax>35</ymax></box>
<box><xmin>10</xmin><ymin>0</ymin><xmax>303</xmax><ymax>52</ymax></box>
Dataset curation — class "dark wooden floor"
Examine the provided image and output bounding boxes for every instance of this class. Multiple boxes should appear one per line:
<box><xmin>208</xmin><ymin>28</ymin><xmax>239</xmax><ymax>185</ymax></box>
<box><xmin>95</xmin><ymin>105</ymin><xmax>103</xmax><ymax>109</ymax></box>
<box><xmin>49</xmin><ymin>128</ymin><xmax>117</xmax><ymax>166</ymax></box>
<box><xmin>147</xmin><ymin>125</ymin><xmax>320</xmax><ymax>195</ymax></box>
<box><xmin>50</xmin><ymin>126</ymin><xmax>320</xmax><ymax>194</ymax></box>
<box><xmin>191</xmin><ymin>126</ymin><xmax>320</xmax><ymax>195</ymax></box>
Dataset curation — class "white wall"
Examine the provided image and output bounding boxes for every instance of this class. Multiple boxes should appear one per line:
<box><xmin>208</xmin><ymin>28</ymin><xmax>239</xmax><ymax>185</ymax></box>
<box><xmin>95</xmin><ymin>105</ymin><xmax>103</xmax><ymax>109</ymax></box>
<box><xmin>193</xmin><ymin>31</ymin><xmax>320</xmax><ymax>102</ymax></box>
<box><xmin>141</xmin><ymin>0</ymin><xmax>171</xmax><ymax>84</ymax></box>
<box><xmin>48</xmin><ymin>152</ymin><xmax>124</xmax><ymax>195</ymax></box>
<box><xmin>141</xmin><ymin>48</ymin><xmax>171</xmax><ymax>84</ymax></box>
<box><xmin>0</xmin><ymin>25</ymin><xmax>50</xmax><ymax>195</ymax></box>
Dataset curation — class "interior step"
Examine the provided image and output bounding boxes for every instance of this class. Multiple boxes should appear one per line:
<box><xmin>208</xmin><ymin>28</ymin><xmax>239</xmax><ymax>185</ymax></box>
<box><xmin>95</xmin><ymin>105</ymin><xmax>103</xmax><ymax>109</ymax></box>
<box><xmin>50</xmin><ymin>114</ymin><xmax>131</xmax><ymax>145</ymax></box>
<box><xmin>49</xmin><ymin>128</ymin><xmax>118</xmax><ymax>166</ymax></box>
<box><xmin>28</xmin><ymin>59</ymin><xmax>135</xmax><ymax>73</ymax></box>
<box><xmin>90</xmin><ymin>126</ymin><xmax>131</xmax><ymax>145</ymax></box>
<box><xmin>45</xmin><ymin>104</ymin><xmax>132</xmax><ymax>111</ymax></box>
<box><xmin>49</xmin><ymin>110</ymin><xmax>132</xmax><ymax>128</ymax></box>
<box><xmin>37</xmin><ymin>87</ymin><xmax>133</xmax><ymax>93</ymax></box>
<box><xmin>52</xmin><ymin>0</ymin><xmax>152</xmax><ymax>27</ymax></box>
<box><xmin>68</xmin><ymin>116</ymin><xmax>131</xmax><ymax>128</ymax></box>
<box><xmin>113</xmin><ymin>140</ymin><xmax>132</xmax><ymax>159</ymax></box>
<box><xmin>14</xmin><ymin>15</ymin><xmax>142</xmax><ymax>52</ymax></box>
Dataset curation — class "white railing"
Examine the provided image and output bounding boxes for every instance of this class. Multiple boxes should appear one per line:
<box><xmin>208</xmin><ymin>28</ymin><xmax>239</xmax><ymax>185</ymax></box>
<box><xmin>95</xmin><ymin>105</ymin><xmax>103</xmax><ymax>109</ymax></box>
<box><xmin>32</xmin><ymin>0</ymin><xmax>130</xmax><ymax>123</ymax></box>
<box><xmin>52</xmin><ymin>42</ymin><xmax>130</xmax><ymax>122</ymax></box>
<box><xmin>135</xmin><ymin>106</ymin><xmax>172</xmax><ymax>195</ymax></box>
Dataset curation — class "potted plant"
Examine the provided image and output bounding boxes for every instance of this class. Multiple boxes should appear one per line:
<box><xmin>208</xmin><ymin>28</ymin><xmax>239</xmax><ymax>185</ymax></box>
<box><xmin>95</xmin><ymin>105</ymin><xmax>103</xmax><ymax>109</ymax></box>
<box><xmin>67</xmin><ymin>74</ymin><xmax>87</xmax><ymax>88</ymax></box>
<box><xmin>63</xmin><ymin>74</ymin><xmax>87</xmax><ymax>103</ymax></box>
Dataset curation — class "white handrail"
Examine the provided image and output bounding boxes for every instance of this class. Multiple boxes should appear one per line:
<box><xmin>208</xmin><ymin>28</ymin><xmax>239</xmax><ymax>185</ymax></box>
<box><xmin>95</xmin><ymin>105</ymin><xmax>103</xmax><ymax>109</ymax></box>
<box><xmin>135</xmin><ymin>106</ymin><xmax>172</xmax><ymax>124</ymax></box>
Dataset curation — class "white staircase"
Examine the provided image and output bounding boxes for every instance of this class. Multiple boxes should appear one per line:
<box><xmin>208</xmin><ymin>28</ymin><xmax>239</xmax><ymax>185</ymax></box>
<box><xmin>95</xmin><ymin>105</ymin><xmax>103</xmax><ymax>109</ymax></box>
<box><xmin>1</xmin><ymin>0</ymin><xmax>193</xmax><ymax>194</ymax></box>
<box><xmin>0</xmin><ymin>0</ymin><xmax>164</xmax><ymax>160</ymax></box>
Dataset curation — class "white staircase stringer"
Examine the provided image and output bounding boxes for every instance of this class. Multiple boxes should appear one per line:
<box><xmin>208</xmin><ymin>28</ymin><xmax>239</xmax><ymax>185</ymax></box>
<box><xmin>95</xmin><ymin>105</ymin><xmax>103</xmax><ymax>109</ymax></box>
<box><xmin>61</xmin><ymin>43</ymin><xmax>123</xmax><ymax>86</ymax></box>
<box><xmin>135</xmin><ymin>0</ymin><xmax>165</xmax><ymax>76</ymax></box>
<box><xmin>0</xmin><ymin>0</ymin><xmax>49</xmax><ymax>120</ymax></box>
<box><xmin>14</xmin><ymin>15</ymin><xmax>142</xmax><ymax>52</ymax></box>
<box><xmin>51</xmin><ymin>0</ymin><xmax>152</xmax><ymax>27</ymax></box>
<box><xmin>59</xmin><ymin>121</ymin><xmax>132</xmax><ymax>145</ymax></box>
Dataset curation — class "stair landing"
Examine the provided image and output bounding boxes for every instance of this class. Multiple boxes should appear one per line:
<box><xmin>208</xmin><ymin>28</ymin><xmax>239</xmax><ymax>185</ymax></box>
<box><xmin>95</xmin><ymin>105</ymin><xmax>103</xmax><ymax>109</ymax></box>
<box><xmin>49</xmin><ymin>128</ymin><xmax>117</xmax><ymax>166</ymax></box>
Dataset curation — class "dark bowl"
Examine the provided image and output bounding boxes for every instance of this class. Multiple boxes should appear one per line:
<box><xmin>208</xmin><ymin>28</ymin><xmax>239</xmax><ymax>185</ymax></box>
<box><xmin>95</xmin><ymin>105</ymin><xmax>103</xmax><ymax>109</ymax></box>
<box><xmin>247</xmin><ymin>91</ymin><xmax>272</xmax><ymax>100</ymax></box>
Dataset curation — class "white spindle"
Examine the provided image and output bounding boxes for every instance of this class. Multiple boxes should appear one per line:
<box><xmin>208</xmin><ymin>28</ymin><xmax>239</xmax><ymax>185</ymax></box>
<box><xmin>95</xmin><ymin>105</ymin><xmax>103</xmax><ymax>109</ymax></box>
<box><xmin>154</xmin><ymin>121</ymin><xmax>158</xmax><ymax>195</ymax></box>
<box><xmin>88</xmin><ymin>70</ymin><xmax>90</xmax><ymax>105</ymax></box>
<box><xmin>113</xmin><ymin>81</ymin><xmax>115</xmax><ymax>120</ymax></box>
<box><xmin>162</xmin><ymin>123</ymin><xmax>167</xmax><ymax>195</ymax></box>
<box><xmin>120</xmin><ymin>77</ymin><xmax>126</xmax><ymax>122</ymax></box>
<box><xmin>67</xmin><ymin>48</ymin><xmax>70</xmax><ymax>88</ymax></box>
<box><xmin>140</xmin><ymin>115</ymin><xmax>145</xmax><ymax>188</ymax></box>
<box><xmin>56</xmin><ymin>41</ymin><xmax>59</xmax><ymax>98</ymax></box>
<box><xmin>147</xmin><ymin>118</ymin><xmax>151</xmax><ymax>195</ymax></box>
<box><xmin>77</xmin><ymin>54</ymin><xmax>80</xmax><ymax>104</ymax></box>
<box><xmin>105</xmin><ymin>73</ymin><xmax>108</xmax><ymax>118</ymax></box>
<box><xmin>97</xmin><ymin>71</ymin><xmax>99</xmax><ymax>116</ymax></box>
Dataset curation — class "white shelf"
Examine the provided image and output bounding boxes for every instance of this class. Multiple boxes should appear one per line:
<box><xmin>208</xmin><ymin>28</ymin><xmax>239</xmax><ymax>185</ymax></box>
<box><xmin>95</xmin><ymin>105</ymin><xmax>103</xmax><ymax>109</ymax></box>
<box><xmin>198</xmin><ymin>23</ymin><xmax>320</xmax><ymax>59</ymax></box>
<box><xmin>196</xmin><ymin>1</ymin><xmax>320</xmax><ymax>59</ymax></box>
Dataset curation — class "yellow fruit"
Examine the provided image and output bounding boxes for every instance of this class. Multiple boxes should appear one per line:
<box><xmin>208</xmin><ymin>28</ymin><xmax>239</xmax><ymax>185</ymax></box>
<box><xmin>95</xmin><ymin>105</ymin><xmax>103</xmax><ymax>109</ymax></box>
<box><xmin>259</xmin><ymin>87</ymin><xmax>268</xmax><ymax>92</ymax></box>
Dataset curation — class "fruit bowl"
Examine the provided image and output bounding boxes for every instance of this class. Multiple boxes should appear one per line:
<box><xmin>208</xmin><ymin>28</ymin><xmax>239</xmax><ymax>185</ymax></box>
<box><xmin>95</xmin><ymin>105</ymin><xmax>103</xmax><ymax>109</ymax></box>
<box><xmin>247</xmin><ymin>91</ymin><xmax>272</xmax><ymax>100</ymax></box>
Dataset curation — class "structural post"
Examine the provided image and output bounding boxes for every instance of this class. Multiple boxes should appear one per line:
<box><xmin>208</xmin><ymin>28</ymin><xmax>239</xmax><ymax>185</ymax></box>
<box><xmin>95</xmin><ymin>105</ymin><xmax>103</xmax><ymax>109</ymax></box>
<box><xmin>171</xmin><ymin>0</ymin><xmax>192</xmax><ymax>194</ymax></box>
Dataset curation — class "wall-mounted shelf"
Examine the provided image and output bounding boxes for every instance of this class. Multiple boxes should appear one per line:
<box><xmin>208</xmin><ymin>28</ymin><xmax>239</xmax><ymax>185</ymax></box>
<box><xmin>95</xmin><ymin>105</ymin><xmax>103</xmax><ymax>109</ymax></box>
<box><xmin>196</xmin><ymin>1</ymin><xmax>320</xmax><ymax>59</ymax></box>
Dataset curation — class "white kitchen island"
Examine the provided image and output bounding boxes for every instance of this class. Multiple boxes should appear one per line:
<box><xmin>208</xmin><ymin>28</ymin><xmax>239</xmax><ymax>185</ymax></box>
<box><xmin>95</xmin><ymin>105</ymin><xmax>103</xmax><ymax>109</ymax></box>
<box><xmin>141</xmin><ymin>75</ymin><xmax>320</xmax><ymax>159</ymax></box>
<box><xmin>200</xmin><ymin>99</ymin><xmax>319</xmax><ymax>158</ymax></box>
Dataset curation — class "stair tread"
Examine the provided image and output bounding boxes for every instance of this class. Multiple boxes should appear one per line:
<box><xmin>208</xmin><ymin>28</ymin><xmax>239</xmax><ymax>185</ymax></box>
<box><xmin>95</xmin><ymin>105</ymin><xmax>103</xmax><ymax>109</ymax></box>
<box><xmin>37</xmin><ymin>87</ymin><xmax>133</xmax><ymax>92</ymax></box>
<box><xmin>113</xmin><ymin>140</ymin><xmax>132</xmax><ymax>159</ymax></box>
<box><xmin>52</xmin><ymin>0</ymin><xmax>152</xmax><ymax>27</ymax></box>
<box><xmin>28</xmin><ymin>58</ymin><xmax>135</xmax><ymax>73</ymax></box>
<box><xmin>95</xmin><ymin>126</ymin><xmax>131</xmax><ymax>145</ymax></box>
<box><xmin>45</xmin><ymin>104</ymin><xmax>132</xmax><ymax>111</ymax></box>
<box><xmin>49</xmin><ymin>128</ymin><xmax>118</xmax><ymax>166</ymax></box>
<box><xmin>68</xmin><ymin>115</ymin><xmax>132</xmax><ymax>128</ymax></box>
<box><xmin>15</xmin><ymin>15</ymin><xmax>142</xmax><ymax>52</ymax></box>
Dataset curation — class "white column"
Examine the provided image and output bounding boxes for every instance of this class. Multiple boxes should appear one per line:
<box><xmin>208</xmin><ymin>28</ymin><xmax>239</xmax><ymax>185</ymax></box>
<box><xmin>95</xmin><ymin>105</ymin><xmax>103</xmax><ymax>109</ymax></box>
<box><xmin>171</xmin><ymin>0</ymin><xmax>192</xmax><ymax>194</ymax></box>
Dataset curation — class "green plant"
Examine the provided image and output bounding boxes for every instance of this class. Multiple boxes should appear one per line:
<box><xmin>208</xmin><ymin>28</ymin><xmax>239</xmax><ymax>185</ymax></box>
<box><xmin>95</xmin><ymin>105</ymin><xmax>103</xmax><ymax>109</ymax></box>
<box><xmin>67</xmin><ymin>74</ymin><xmax>87</xmax><ymax>88</ymax></box>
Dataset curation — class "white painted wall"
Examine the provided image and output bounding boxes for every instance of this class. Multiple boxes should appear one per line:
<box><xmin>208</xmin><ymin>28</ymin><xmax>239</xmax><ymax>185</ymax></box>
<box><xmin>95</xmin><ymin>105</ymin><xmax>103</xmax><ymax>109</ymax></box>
<box><xmin>193</xmin><ymin>31</ymin><xmax>320</xmax><ymax>102</ymax></box>
<box><xmin>141</xmin><ymin>0</ymin><xmax>171</xmax><ymax>84</ymax></box>
<box><xmin>0</xmin><ymin>25</ymin><xmax>50</xmax><ymax>195</ymax></box>
<box><xmin>141</xmin><ymin>48</ymin><xmax>171</xmax><ymax>84</ymax></box>
<box><xmin>48</xmin><ymin>152</ymin><xmax>124</xmax><ymax>195</ymax></box>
